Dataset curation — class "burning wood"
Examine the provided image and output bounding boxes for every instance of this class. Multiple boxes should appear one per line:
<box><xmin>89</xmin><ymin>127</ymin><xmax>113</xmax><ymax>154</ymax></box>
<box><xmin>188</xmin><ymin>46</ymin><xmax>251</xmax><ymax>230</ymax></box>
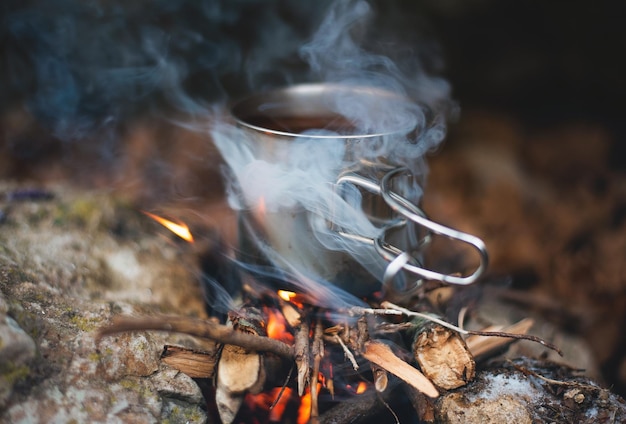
<box><xmin>98</xmin><ymin>292</ymin><xmax>562</xmax><ymax>423</ymax></box>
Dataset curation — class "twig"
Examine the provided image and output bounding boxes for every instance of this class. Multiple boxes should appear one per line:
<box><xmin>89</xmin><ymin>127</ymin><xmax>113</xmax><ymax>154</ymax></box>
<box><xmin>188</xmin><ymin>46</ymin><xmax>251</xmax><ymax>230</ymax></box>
<box><xmin>465</xmin><ymin>318</ymin><xmax>534</xmax><ymax>358</ymax></box>
<box><xmin>381</xmin><ymin>301</ymin><xmax>563</xmax><ymax>356</ymax></box>
<box><xmin>346</xmin><ymin>306</ymin><xmax>403</xmax><ymax>317</ymax></box>
<box><xmin>378</xmin><ymin>392</ymin><xmax>400</xmax><ymax>424</ymax></box>
<box><xmin>97</xmin><ymin>315</ymin><xmax>294</xmax><ymax>359</ymax></box>
<box><xmin>269</xmin><ymin>363</ymin><xmax>295</xmax><ymax>411</ymax></box>
<box><xmin>294</xmin><ymin>317</ymin><xmax>310</xmax><ymax>396</ymax></box>
<box><xmin>507</xmin><ymin>360</ymin><xmax>601</xmax><ymax>391</ymax></box>
<box><xmin>334</xmin><ymin>334</ymin><xmax>359</xmax><ymax>370</ymax></box>
<box><xmin>309</xmin><ymin>319</ymin><xmax>324</xmax><ymax>424</ymax></box>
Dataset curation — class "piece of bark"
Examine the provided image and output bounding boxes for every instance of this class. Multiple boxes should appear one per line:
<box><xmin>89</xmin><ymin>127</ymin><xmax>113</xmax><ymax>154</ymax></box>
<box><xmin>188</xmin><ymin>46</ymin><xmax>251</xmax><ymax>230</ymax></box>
<box><xmin>160</xmin><ymin>345</ymin><xmax>218</xmax><ymax>378</ymax></box>
<box><xmin>362</xmin><ymin>340</ymin><xmax>439</xmax><ymax>398</ymax></box>
<box><xmin>216</xmin><ymin>306</ymin><xmax>267</xmax><ymax>424</ymax></box>
<box><xmin>413</xmin><ymin>324</ymin><xmax>475</xmax><ymax>390</ymax></box>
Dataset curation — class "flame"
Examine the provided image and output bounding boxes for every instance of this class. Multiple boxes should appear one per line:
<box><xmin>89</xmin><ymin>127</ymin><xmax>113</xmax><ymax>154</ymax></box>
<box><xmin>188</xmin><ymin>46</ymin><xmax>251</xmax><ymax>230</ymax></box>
<box><xmin>355</xmin><ymin>381</ymin><xmax>368</xmax><ymax>394</ymax></box>
<box><xmin>297</xmin><ymin>388</ymin><xmax>312</xmax><ymax>424</ymax></box>
<box><xmin>277</xmin><ymin>290</ymin><xmax>305</xmax><ymax>309</ymax></box>
<box><xmin>278</xmin><ymin>290</ymin><xmax>296</xmax><ymax>302</ymax></box>
<box><xmin>142</xmin><ymin>211</ymin><xmax>194</xmax><ymax>242</ymax></box>
<box><xmin>245</xmin><ymin>387</ymin><xmax>293</xmax><ymax>422</ymax></box>
<box><xmin>265</xmin><ymin>307</ymin><xmax>294</xmax><ymax>344</ymax></box>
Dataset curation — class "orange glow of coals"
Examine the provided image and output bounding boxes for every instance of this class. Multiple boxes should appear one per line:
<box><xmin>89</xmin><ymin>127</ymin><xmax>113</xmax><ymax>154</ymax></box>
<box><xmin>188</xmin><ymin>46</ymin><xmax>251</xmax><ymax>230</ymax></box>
<box><xmin>246</xmin><ymin>387</ymin><xmax>293</xmax><ymax>422</ymax></box>
<box><xmin>142</xmin><ymin>211</ymin><xmax>194</xmax><ymax>242</ymax></box>
<box><xmin>297</xmin><ymin>388</ymin><xmax>312</xmax><ymax>424</ymax></box>
<box><xmin>265</xmin><ymin>307</ymin><xmax>294</xmax><ymax>344</ymax></box>
<box><xmin>355</xmin><ymin>381</ymin><xmax>368</xmax><ymax>394</ymax></box>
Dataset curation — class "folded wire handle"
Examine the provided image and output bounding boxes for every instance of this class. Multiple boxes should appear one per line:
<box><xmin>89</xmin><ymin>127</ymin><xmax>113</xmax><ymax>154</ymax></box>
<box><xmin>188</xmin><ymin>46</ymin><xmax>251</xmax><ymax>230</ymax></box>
<box><xmin>335</xmin><ymin>167</ymin><xmax>488</xmax><ymax>286</ymax></box>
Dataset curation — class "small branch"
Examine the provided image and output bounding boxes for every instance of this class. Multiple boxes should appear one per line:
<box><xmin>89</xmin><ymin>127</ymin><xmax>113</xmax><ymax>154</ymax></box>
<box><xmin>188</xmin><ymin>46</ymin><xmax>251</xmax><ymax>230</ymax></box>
<box><xmin>381</xmin><ymin>301</ymin><xmax>563</xmax><ymax>356</ymax></box>
<box><xmin>269</xmin><ymin>364</ymin><xmax>294</xmax><ymax>411</ymax></box>
<box><xmin>97</xmin><ymin>315</ymin><xmax>294</xmax><ymax>359</ymax></box>
<box><xmin>507</xmin><ymin>360</ymin><xmax>602</xmax><ymax>391</ymax></box>
<box><xmin>334</xmin><ymin>334</ymin><xmax>359</xmax><ymax>371</ymax></box>
<box><xmin>466</xmin><ymin>318</ymin><xmax>534</xmax><ymax>358</ymax></box>
<box><xmin>309</xmin><ymin>319</ymin><xmax>324</xmax><ymax>424</ymax></box>
<box><xmin>465</xmin><ymin>328</ymin><xmax>562</xmax><ymax>356</ymax></box>
<box><xmin>346</xmin><ymin>306</ymin><xmax>403</xmax><ymax>317</ymax></box>
<box><xmin>294</xmin><ymin>317</ymin><xmax>310</xmax><ymax>396</ymax></box>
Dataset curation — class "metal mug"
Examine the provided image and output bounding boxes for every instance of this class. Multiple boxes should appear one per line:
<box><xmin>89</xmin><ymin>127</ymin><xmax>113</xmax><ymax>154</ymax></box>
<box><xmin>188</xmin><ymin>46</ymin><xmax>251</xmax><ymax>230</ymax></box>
<box><xmin>226</xmin><ymin>83</ymin><xmax>488</xmax><ymax>298</ymax></box>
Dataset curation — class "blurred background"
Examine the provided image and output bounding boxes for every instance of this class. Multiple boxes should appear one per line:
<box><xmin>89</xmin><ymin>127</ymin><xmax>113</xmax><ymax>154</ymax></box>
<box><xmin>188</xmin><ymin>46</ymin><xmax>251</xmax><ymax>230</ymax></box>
<box><xmin>1</xmin><ymin>0</ymin><xmax>625</xmax><ymax>396</ymax></box>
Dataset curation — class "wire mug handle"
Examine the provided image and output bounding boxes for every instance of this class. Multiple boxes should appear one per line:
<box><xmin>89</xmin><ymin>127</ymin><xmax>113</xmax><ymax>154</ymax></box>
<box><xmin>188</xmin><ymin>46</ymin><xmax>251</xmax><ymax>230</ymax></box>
<box><xmin>334</xmin><ymin>167</ymin><xmax>489</xmax><ymax>286</ymax></box>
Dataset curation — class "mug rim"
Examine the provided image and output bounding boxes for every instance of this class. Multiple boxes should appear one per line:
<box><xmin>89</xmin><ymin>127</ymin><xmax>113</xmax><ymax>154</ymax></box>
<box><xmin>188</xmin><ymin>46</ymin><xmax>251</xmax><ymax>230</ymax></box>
<box><xmin>231</xmin><ymin>83</ymin><xmax>415</xmax><ymax>139</ymax></box>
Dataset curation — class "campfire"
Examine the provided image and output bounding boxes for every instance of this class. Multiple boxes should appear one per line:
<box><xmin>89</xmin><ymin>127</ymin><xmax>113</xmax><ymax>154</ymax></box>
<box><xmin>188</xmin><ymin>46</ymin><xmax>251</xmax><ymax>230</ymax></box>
<box><xmin>92</xmin><ymin>2</ymin><xmax>567</xmax><ymax>423</ymax></box>
<box><xmin>97</xmin><ymin>78</ymin><xmax>557</xmax><ymax>422</ymax></box>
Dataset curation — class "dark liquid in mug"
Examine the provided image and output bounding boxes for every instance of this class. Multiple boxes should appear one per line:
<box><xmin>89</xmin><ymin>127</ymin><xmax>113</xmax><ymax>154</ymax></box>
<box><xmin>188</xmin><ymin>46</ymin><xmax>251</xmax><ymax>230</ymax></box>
<box><xmin>242</xmin><ymin>115</ymin><xmax>358</xmax><ymax>136</ymax></box>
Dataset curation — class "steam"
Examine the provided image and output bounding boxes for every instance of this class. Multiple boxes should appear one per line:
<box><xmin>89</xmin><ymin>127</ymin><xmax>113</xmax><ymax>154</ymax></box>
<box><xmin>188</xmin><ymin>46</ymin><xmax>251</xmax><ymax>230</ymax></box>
<box><xmin>3</xmin><ymin>0</ymin><xmax>454</xmax><ymax>309</ymax></box>
<box><xmin>211</xmin><ymin>0</ymin><xmax>453</xmax><ymax>307</ymax></box>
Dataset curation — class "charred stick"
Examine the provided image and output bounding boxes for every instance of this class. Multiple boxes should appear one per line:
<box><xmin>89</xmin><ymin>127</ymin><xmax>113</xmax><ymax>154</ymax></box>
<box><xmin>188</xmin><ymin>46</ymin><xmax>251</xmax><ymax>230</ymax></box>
<box><xmin>403</xmin><ymin>385</ymin><xmax>436</xmax><ymax>423</ymax></box>
<box><xmin>293</xmin><ymin>316</ymin><xmax>310</xmax><ymax>396</ymax></box>
<box><xmin>318</xmin><ymin>390</ymin><xmax>386</xmax><ymax>424</ymax></box>
<box><xmin>97</xmin><ymin>315</ymin><xmax>293</xmax><ymax>359</ymax></box>
<box><xmin>309</xmin><ymin>319</ymin><xmax>324</xmax><ymax>424</ymax></box>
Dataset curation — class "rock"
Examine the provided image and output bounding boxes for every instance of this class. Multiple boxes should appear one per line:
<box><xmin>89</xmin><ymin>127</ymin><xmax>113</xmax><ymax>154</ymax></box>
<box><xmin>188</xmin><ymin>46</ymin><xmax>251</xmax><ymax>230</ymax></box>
<box><xmin>436</xmin><ymin>358</ymin><xmax>626</xmax><ymax>424</ymax></box>
<box><xmin>0</xmin><ymin>184</ymin><xmax>209</xmax><ymax>423</ymax></box>
<box><xmin>0</xmin><ymin>293</ymin><xmax>37</xmax><ymax>408</ymax></box>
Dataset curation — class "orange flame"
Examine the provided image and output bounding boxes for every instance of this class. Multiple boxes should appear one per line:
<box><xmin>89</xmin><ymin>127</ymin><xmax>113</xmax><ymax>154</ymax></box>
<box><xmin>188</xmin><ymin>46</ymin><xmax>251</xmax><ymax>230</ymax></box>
<box><xmin>265</xmin><ymin>307</ymin><xmax>294</xmax><ymax>344</ymax></box>
<box><xmin>278</xmin><ymin>290</ymin><xmax>297</xmax><ymax>302</ymax></box>
<box><xmin>246</xmin><ymin>387</ymin><xmax>293</xmax><ymax>422</ymax></box>
<box><xmin>142</xmin><ymin>211</ymin><xmax>194</xmax><ymax>242</ymax></box>
<box><xmin>355</xmin><ymin>381</ymin><xmax>368</xmax><ymax>394</ymax></box>
<box><xmin>297</xmin><ymin>389</ymin><xmax>311</xmax><ymax>424</ymax></box>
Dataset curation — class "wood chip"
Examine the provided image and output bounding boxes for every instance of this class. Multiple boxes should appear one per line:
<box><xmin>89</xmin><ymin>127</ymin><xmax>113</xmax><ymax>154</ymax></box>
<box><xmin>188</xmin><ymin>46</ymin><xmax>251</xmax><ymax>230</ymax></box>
<box><xmin>362</xmin><ymin>340</ymin><xmax>438</xmax><ymax>398</ymax></box>
<box><xmin>160</xmin><ymin>344</ymin><xmax>217</xmax><ymax>378</ymax></box>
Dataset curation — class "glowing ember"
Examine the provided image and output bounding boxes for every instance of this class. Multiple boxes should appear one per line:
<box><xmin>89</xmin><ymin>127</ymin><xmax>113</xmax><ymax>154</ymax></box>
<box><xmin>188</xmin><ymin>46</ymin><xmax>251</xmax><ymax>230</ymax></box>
<box><xmin>245</xmin><ymin>387</ymin><xmax>293</xmax><ymax>422</ymax></box>
<box><xmin>278</xmin><ymin>290</ymin><xmax>297</xmax><ymax>302</ymax></box>
<box><xmin>355</xmin><ymin>381</ymin><xmax>368</xmax><ymax>394</ymax></box>
<box><xmin>142</xmin><ymin>211</ymin><xmax>194</xmax><ymax>242</ymax></box>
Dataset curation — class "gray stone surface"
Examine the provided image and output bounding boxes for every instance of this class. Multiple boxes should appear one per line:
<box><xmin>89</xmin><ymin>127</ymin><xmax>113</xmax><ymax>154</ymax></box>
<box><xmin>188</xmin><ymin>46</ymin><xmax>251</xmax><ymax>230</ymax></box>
<box><xmin>0</xmin><ymin>184</ymin><xmax>209</xmax><ymax>423</ymax></box>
